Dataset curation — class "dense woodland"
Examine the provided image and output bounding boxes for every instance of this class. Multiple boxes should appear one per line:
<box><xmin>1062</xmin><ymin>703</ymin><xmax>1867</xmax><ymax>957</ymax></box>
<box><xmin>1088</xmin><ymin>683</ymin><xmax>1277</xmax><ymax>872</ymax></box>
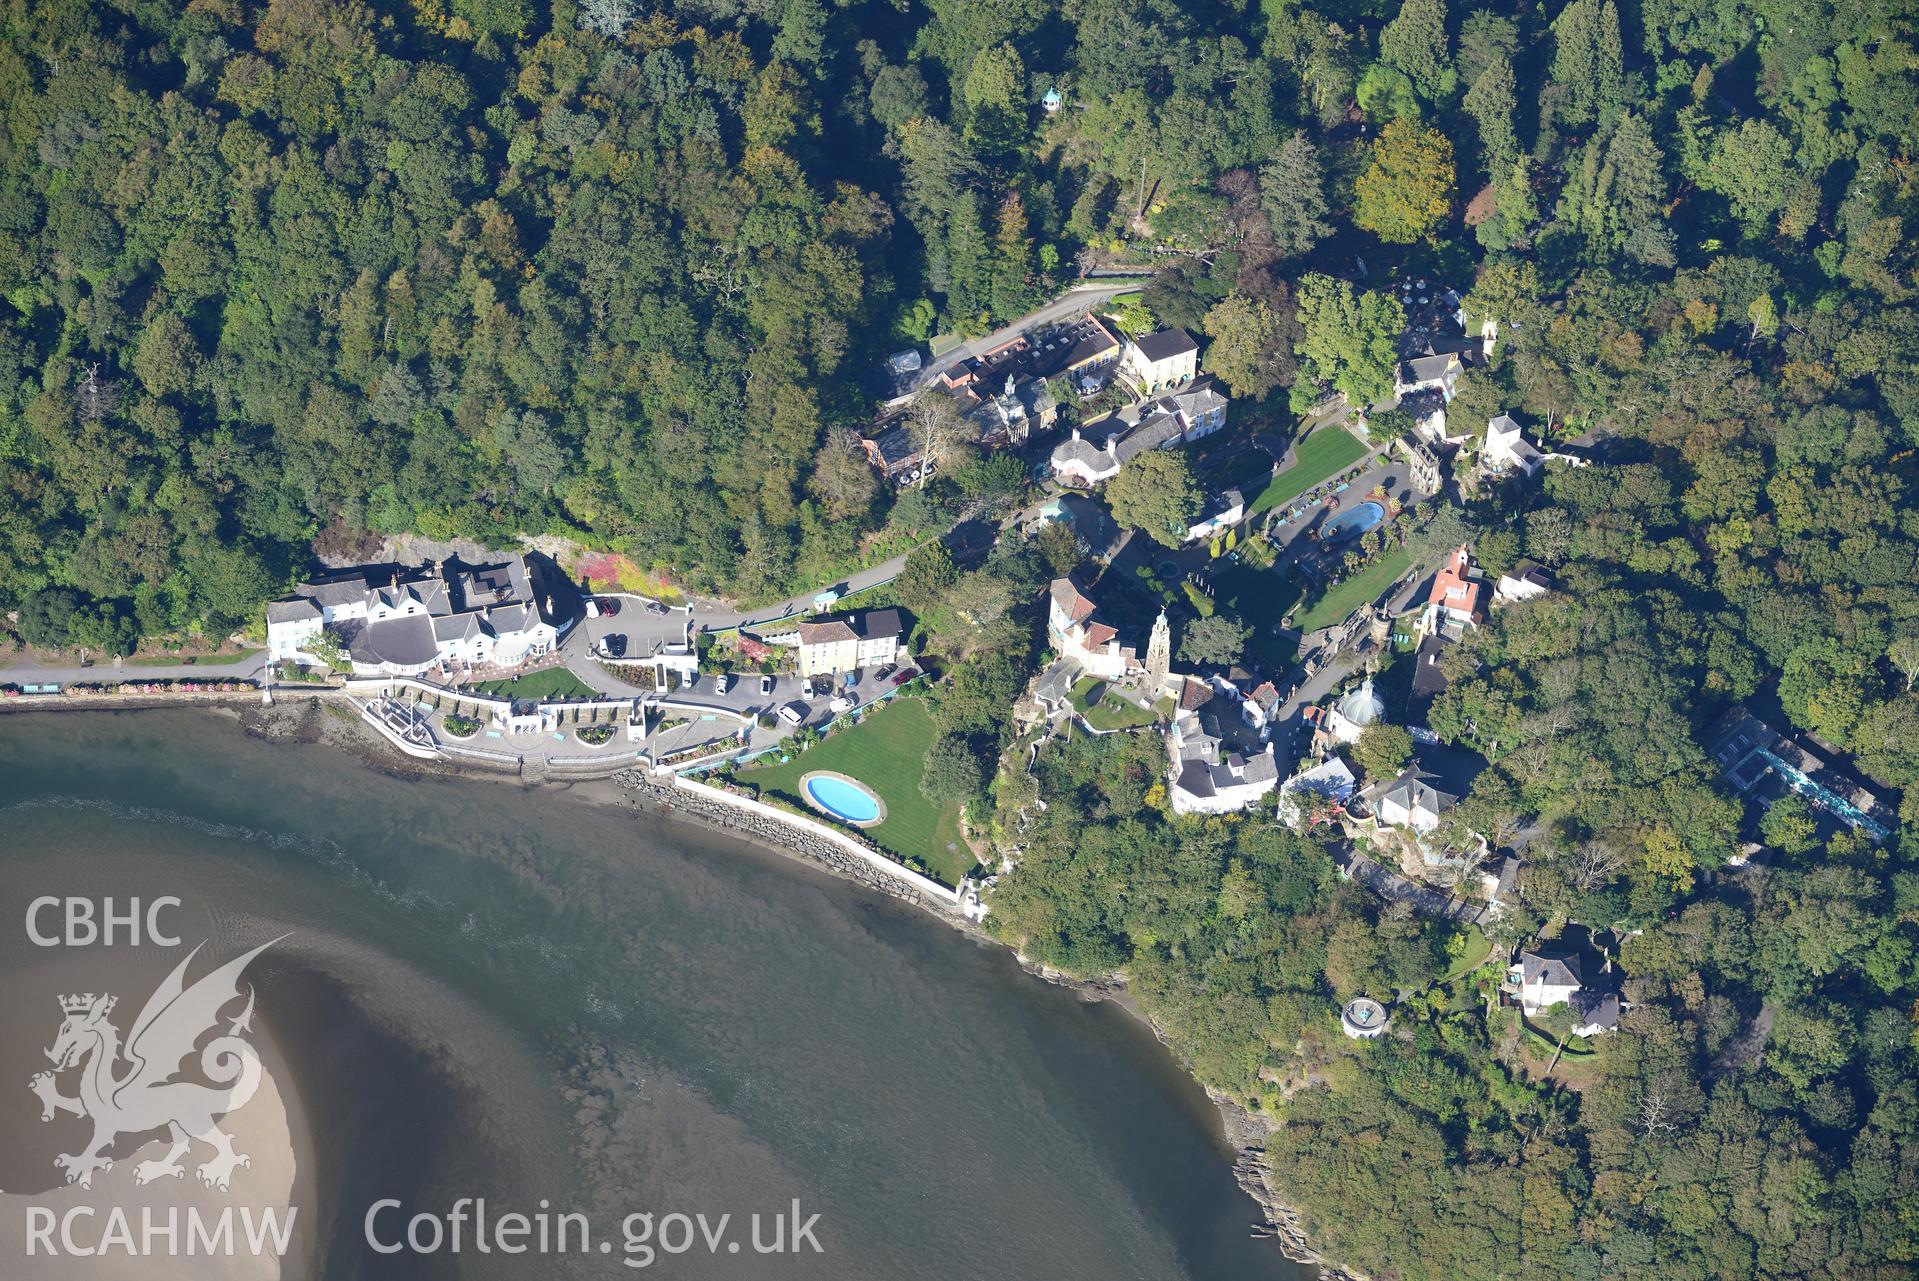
<box><xmin>8</xmin><ymin>0</ymin><xmax>1919</xmax><ymax>1276</ymax></box>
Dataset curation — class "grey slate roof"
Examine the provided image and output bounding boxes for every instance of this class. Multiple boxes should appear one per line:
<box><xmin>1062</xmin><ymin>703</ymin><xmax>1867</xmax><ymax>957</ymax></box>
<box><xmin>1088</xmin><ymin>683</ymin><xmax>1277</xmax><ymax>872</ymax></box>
<box><xmin>432</xmin><ymin>613</ymin><xmax>482</xmax><ymax>643</ymax></box>
<box><xmin>1239</xmin><ymin>751</ymin><xmax>1279</xmax><ymax>784</ymax></box>
<box><xmin>1400</xmin><ymin>352</ymin><xmax>1461</xmax><ymax>384</ymax></box>
<box><xmin>1171</xmin><ymin>382</ymin><xmax>1228</xmax><ymax>419</ymax></box>
<box><xmin>1406</xmin><ymin>633</ymin><xmax>1452</xmax><ymax>727</ymax></box>
<box><xmin>1034</xmin><ymin>659</ymin><xmax>1076</xmax><ymax>708</ymax></box>
<box><xmin>266</xmin><ymin>598</ymin><xmax>322</xmax><ymax>624</ymax></box>
<box><xmin>857</xmin><ymin>608</ymin><xmax>904</xmax><ymax>641</ymax></box>
<box><xmin>1504</xmin><ymin>564</ymin><xmax>1554</xmax><ymax>591</ymax></box>
<box><xmin>1057</xmin><ymin>318</ymin><xmax>1121</xmax><ymax>370</ymax></box>
<box><xmin>1132</xmin><ymin>328</ymin><xmax>1198</xmax><ymax>362</ymax></box>
<box><xmin>1115</xmin><ymin>411</ymin><xmax>1185</xmax><ymax>463</ymax></box>
<box><xmin>868</xmin><ymin>425</ymin><xmax>918</xmax><ymax>471</ymax></box>
<box><xmin>1178</xmin><ymin>760</ymin><xmax>1217</xmax><ymax>798</ymax></box>
<box><xmin>350</xmin><ymin>614</ymin><xmax>439</xmax><ymax>668</ymax></box>
<box><xmin>1375</xmin><ymin>769</ymin><xmax>1457</xmax><ymax>817</ymax></box>
<box><xmin>308</xmin><ymin>577</ymin><xmax>376</xmax><ymax>609</ymax></box>
<box><xmin>1571</xmin><ymin>987</ymin><xmax>1619</xmax><ymax>1030</ymax></box>
<box><xmin>797</xmin><ymin>619</ymin><xmax>858</xmax><ymax>645</ymax></box>
<box><xmin>1051</xmin><ymin>434</ymin><xmax>1113</xmax><ymax>474</ymax></box>
<box><xmin>487</xmin><ymin>602</ymin><xmax>529</xmax><ymax>634</ymax></box>
<box><xmin>1051</xmin><ymin>429</ymin><xmax>1113</xmax><ymax>475</ymax></box>
<box><xmin>1489</xmin><ymin>856</ymin><xmax>1520</xmax><ymax>899</ymax></box>
<box><xmin>1520</xmin><ymin>950</ymin><xmax>1582</xmax><ymax>988</ymax></box>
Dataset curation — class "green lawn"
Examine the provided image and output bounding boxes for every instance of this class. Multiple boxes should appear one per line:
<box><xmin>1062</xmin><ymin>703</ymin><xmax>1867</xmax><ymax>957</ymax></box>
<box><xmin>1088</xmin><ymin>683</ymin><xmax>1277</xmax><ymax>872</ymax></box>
<box><xmin>1437</xmin><ymin>924</ymin><xmax>1493</xmax><ymax>984</ymax></box>
<box><xmin>1246</xmin><ymin>426</ymin><xmax>1370</xmax><ymax>517</ymax></box>
<box><xmin>740</xmin><ymin>697</ymin><xmax>972</xmax><ymax>886</ymax></box>
<box><xmin>1294</xmin><ymin>547</ymin><xmax>1414</xmax><ymax>633</ymax></box>
<box><xmin>477</xmin><ymin>667</ymin><xmax>601</xmax><ymax>701</ymax></box>
<box><xmin>1070</xmin><ymin>676</ymin><xmax>1169</xmax><ymax>730</ymax></box>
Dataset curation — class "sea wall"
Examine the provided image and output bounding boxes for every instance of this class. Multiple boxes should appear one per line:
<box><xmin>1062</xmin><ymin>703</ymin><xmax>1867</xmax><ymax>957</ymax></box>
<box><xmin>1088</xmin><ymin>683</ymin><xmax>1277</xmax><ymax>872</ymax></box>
<box><xmin>0</xmin><ymin>686</ymin><xmax>326</xmax><ymax>713</ymax></box>
<box><xmin>613</xmin><ymin>769</ymin><xmax>961</xmax><ymax>911</ymax></box>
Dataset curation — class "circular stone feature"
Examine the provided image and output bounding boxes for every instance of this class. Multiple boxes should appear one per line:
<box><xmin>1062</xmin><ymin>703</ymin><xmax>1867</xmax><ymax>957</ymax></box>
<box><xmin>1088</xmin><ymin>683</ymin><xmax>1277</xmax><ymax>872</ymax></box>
<box><xmin>1323</xmin><ymin>501</ymin><xmax>1386</xmax><ymax>542</ymax></box>
<box><xmin>1341</xmin><ymin>996</ymin><xmax>1389</xmax><ymax>1039</ymax></box>
<box><xmin>800</xmin><ymin>771</ymin><xmax>886</xmax><ymax>827</ymax></box>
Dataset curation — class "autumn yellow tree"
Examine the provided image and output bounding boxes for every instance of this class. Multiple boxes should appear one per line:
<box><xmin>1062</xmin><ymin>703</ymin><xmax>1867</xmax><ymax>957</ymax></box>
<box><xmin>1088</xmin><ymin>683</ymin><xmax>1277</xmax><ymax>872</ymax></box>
<box><xmin>1353</xmin><ymin>119</ymin><xmax>1455</xmax><ymax>243</ymax></box>
<box><xmin>1638</xmin><ymin>823</ymin><xmax>1696</xmax><ymax>890</ymax></box>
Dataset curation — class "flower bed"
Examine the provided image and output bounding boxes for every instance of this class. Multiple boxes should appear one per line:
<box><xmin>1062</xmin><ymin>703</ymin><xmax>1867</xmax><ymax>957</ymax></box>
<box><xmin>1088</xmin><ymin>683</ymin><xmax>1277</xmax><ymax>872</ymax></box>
<box><xmin>660</xmin><ymin>733</ymin><xmax>744</xmax><ymax>766</ymax></box>
<box><xmin>443</xmin><ymin>714</ymin><xmax>483</xmax><ymax>739</ymax></box>
<box><xmin>15</xmin><ymin>680</ymin><xmax>255</xmax><ymax>697</ymax></box>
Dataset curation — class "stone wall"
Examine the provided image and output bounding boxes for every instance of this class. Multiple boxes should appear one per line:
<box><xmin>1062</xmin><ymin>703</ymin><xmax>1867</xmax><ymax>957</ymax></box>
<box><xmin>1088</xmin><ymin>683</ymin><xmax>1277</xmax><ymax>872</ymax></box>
<box><xmin>0</xmin><ymin>687</ymin><xmax>326</xmax><ymax>714</ymax></box>
<box><xmin>614</xmin><ymin>770</ymin><xmax>961</xmax><ymax>911</ymax></box>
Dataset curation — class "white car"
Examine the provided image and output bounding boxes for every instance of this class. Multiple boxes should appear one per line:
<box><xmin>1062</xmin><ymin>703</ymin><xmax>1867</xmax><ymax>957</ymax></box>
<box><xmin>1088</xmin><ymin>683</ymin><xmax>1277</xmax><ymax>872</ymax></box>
<box><xmin>778</xmin><ymin>703</ymin><xmax>805</xmax><ymax>726</ymax></box>
<box><xmin>758</xmin><ymin>674</ymin><xmax>775</xmax><ymax>695</ymax></box>
<box><xmin>682</xmin><ymin>672</ymin><xmax>699</xmax><ymax>691</ymax></box>
<box><xmin>829</xmin><ymin>694</ymin><xmax>858</xmax><ymax>715</ymax></box>
<box><xmin>801</xmin><ymin>679</ymin><xmax>818</xmax><ymax>700</ymax></box>
<box><xmin>715</xmin><ymin>672</ymin><xmax>734</xmax><ymax>695</ymax></box>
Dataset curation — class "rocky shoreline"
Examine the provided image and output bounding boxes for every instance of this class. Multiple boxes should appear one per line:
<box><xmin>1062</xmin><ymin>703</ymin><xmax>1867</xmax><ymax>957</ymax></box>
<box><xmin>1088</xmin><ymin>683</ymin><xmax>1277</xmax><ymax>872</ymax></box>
<box><xmin>1014</xmin><ymin>959</ymin><xmax>1359</xmax><ymax>1280</ymax></box>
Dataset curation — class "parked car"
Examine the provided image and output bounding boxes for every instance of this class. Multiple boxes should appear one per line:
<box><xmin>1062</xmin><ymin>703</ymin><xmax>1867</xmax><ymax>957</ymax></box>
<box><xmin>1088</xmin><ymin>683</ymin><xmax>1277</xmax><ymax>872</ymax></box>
<box><xmin>682</xmin><ymin>671</ymin><xmax>699</xmax><ymax>691</ymax></box>
<box><xmin>801</xmin><ymin>679</ymin><xmax>819</xmax><ymax>700</ymax></box>
<box><xmin>845</xmin><ymin>670</ymin><xmax>860</xmax><ymax>688</ymax></box>
<box><xmin>759</xmin><ymin>673</ymin><xmax>775</xmax><ymax>695</ymax></box>
<box><xmin>598</xmin><ymin>634</ymin><xmax>627</xmax><ymax>658</ymax></box>
<box><xmin>778</xmin><ymin>703</ymin><xmax>805</xmax><ymax>726</ymax></box>
<box><xmin>829</xmin><ymin>694</ymin><xmax>856</xmax><ymax>714</ymax></box>
<box><xmin>644</xmin><ymin>600</ymin><xmax>668</xmax><ymax>616</ymax></box>
<box><xmin>715</xmin><ymin>672</ymin><xmax>734</xmax><ymax>694</ymax></box>
<box><xmin>873</xmin><ymin>665</ymin><xmax>896</xmax><ymax>683</ymax></box>
<box><xmin>593</xmin><ymin>597</ymin><xmax>621</xmax><ymax>616</ymax></box>
<box><xmin>891</xmin><ymin>668</ymin><xmax>917</xmax><ymax>685</ymax></box>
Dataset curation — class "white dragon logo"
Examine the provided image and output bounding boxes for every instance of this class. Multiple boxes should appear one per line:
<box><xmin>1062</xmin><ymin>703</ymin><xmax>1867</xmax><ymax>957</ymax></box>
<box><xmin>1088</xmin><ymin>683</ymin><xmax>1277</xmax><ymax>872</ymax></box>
<box><xmin>28</xmin><ymin>936</ymin><xmax>286</xmax><ymax>1193</ymax></box>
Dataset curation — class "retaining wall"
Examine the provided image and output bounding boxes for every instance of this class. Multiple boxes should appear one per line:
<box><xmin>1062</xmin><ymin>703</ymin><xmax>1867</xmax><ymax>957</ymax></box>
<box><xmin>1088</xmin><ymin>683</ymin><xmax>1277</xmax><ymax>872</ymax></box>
<box><xmin>617</xmin><ymin>770</ymin><xmax>961</xmax><ymax>909</ymax></box>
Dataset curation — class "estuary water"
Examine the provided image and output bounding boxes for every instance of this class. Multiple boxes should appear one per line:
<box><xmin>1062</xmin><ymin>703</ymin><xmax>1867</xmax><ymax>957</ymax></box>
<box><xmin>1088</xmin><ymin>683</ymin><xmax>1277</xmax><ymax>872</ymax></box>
<box><xmin>0</xmin><ymin>709</ymin><xmax>1311</xmax><ymax>1281</ymax></box>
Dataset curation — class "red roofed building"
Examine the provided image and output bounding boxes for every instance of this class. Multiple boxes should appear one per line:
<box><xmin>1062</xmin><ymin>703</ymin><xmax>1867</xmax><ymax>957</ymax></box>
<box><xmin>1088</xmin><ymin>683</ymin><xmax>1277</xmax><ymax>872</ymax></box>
<box><xmin>1419</xmin><ymin>544</ymin><xmax>1484</xmax><ymax>639</ymax></box>
<box><xmin>1047</xmin><ymin>575</ymin><xmax>1142</xmax><ymax>682</ymax></box>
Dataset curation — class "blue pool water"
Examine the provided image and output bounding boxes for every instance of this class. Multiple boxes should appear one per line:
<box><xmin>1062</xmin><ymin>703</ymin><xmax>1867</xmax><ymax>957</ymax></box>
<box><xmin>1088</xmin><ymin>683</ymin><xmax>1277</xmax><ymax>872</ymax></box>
<box><xmin>1323</xmin><ymin>500</ymin><xmax>1386</xmax><ymax>541</ymax></box>
<box><xmin>805</xmin><ymin>774</ymin><xmax>883</xmax><ymax>824</ymax></box>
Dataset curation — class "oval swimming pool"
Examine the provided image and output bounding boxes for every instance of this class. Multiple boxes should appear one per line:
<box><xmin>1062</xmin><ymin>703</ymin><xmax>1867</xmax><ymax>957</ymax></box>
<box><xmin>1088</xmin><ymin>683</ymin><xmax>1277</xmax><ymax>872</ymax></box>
<box><xmin>803</xmin><ymin>773</ymin><xmax>884</xmax><ymax>825</ymax></box>
<box><xmin>1323</xmin><ymin>500</ymin><xmax>1386</xmax><ymax>542</ymax></box>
